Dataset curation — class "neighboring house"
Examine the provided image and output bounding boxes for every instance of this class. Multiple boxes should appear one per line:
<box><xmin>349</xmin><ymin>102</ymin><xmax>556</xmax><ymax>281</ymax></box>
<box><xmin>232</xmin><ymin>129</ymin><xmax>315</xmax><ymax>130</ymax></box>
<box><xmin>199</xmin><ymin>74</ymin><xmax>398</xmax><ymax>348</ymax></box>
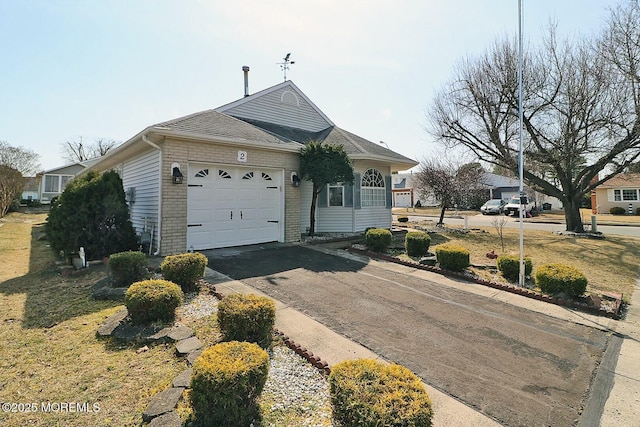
<box><xmin>481</xmin><ymin>172</ymin><xmax>561</xmax><ymax>210</ymax></box>
<box><xmin>592</xmin><ymin>173</ymin><xmax>640</xmax><ymax>214</ymax></box>
<box><xmin>392</xmin><ymin>173</ymin><xmax>416</xmax><ymax>207</ymax></box>
<box><xmin>37</xmin><ymin>158</ymin><xmax>100</xmax><ymax>204</ymax></box>
<box><xmin>21</xmin><ymin>176</ymin><xmax>40</xmax><ymax>202</ymax></box>
<box><xmin>84</xmin><ymin>79</ymin><xmax>418</xmax><ymax>255</ymax></box>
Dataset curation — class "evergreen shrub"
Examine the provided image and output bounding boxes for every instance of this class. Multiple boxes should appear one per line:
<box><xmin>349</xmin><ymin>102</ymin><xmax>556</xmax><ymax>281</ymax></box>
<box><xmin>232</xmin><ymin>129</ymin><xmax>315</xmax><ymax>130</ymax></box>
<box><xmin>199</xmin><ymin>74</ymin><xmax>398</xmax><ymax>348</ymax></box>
<box><xmin>160</xmin><ymin>252</ymin><xmax>208</xmax><ymax>292</ymax></box>
<box><xmin>190</xmin><ymin>341</ymin><xmax>269</xmax><ymax>427</ymax></box>
<box><xmin>405</xmin><ymin>231</ymin><xmax>431</xmax><ymax>257</ymax></box>
<box><xmin>496</xmin><ymin>255</ymin><xmax>533</xmax><ymax>281</ymax></box>
<box><xmin>329</xmin><ymin>358</ymin><xmax>433</xmax><ymax>427</ymax></box>
<box><xmin>365</xmin><ymin>228</ymin><xmax>392</xmax><ymax>252</ymax></box>
<box><xmin>610</xmin><ymin>206</ymin><xmax>626</xmax><ymax>215</ymax></box>
<box><xmin>435</xmin><ymin>244</ymin><xmax>470</xmax><ymax>271</ymax></box>
<box><xmin>217</xmin><ymin>293</ymin><xmax>276</xmax><ymax>349</ymax></box>
<box><xmin>535</xmin><ymin>263</ymin><xmax>588</xmax><ymax>298</ymax></box>
<box><xmin>108</xmin><ymin>251</ymin><xmax>148</xmax><ymax>287</ymax></box>
<box><xmin>46</xmin><ymin>170</ymin><xmax>138</xmax><ymax>259</ymax></box>
<box><xmin>124</xmin><ymin>279</ymin><xmax>183</xmax><ymax>324</ymax></box>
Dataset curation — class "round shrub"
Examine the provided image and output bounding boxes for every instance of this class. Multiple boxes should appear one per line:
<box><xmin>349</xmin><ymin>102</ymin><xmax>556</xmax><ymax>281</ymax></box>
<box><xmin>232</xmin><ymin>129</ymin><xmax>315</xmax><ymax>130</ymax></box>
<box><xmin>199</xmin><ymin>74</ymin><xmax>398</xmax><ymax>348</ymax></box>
<box><xmin>609</xmin><ymin>206</ymin><xmax>626</xmax><ymax>215</ymax></box>
<box><xmin>160</xmin><ymin>252</ymin><xmax>208</xmax><ymax>292</ymax></box>
<box><xmin>535</xmin><ymin>263</ymin><xmax>588</xmax><ymax>298</ymax></box>
<box><xmin>405</xmin><ymin>231</ymin><xmax>431</xmax><ymax>257</ymax></box>
<box><xmin>496</xmin><ymin>255</ymin><xmax>533</xmax><ymax>281</ymax></box>
<box><xmin>217</xmin><ymin>293</ymin><xmax>276</xmax><ymax>349</ymax></box>
<box><xmin>329</xmin><ymin>359</ymin><xmax>433</xmax><ymax>427</ymax></box>
<box><xmin>435</xmin><ymin>244</ymin><xmax>470</xmax><ymax>272</ymax></box>
<box><xmin>365</xmin><ymin>228</ymin><xmax>392</xmax><ymax>252</ymax></box>
<box><xmin>397</xmin><ymin>216</ymin><xmax>409</xmax><ymax>223</ymax></box>
<box><xmin>108</xmin><ymin>251</ymin><xmax>148</xmax><ymax>287</ymax></box>
<box><xmin>124</xmin><ymin>279</ymin><xmax>183</xmax><ymax>325</ymax></box>
<box><xmin>190</xmin><ymin>341</ymin><xmax>269</xmax><ymax>427</ymax></box>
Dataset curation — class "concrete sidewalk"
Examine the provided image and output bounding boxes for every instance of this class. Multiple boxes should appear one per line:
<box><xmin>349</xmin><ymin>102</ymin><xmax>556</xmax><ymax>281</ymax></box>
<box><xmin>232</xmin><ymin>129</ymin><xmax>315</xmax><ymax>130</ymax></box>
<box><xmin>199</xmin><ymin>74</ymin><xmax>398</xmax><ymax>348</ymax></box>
<box><xmin>204</xmin><ymin>243</ymin><xmax>640</xmax><ymax>426</ymax></box>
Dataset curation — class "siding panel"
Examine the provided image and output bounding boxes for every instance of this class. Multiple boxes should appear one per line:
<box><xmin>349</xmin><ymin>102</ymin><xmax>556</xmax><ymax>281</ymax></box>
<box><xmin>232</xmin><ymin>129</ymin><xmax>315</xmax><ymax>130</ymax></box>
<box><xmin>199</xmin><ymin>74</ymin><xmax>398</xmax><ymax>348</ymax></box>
<box><xmin>122</xmin><ymin>150</ymin><xmax>161</xmax><ymax>253</ymax></box>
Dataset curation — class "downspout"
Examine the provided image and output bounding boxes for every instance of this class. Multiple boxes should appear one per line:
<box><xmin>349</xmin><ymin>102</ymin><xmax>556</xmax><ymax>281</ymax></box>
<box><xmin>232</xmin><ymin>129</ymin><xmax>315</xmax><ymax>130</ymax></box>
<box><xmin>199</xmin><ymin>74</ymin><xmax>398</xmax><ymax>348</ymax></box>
<box><xmin>142</xmin><ymin>134</ymin><xmax>163</xmax><ymax>256</ymax></box>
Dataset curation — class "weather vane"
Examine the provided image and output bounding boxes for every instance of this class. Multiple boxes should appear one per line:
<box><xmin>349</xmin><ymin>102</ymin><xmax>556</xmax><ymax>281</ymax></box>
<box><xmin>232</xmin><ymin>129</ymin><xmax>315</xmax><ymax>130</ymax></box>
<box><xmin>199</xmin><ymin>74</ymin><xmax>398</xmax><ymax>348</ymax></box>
<box><xmin>277</xmin><ymin>53</ymin><xmax>295</xmax><ymax>81</ymax></box>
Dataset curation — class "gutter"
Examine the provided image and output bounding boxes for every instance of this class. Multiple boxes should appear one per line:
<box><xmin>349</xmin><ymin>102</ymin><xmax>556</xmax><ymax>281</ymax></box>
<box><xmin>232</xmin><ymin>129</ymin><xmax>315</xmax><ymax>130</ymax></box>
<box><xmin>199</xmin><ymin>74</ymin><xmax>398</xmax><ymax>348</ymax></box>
<box><xmin>142</xmin><ymin>134</ymin><xmax>162</xmax><ymax>256</ymax></box>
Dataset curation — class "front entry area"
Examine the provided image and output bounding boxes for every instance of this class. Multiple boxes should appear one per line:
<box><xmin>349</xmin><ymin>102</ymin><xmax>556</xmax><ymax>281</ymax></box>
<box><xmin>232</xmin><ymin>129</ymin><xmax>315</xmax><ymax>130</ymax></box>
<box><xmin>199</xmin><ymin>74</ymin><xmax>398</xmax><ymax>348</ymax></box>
<box><xmin>186</xmin><ymin>163</ymin><xmax>283</xmax><ymax>250</ymax></box>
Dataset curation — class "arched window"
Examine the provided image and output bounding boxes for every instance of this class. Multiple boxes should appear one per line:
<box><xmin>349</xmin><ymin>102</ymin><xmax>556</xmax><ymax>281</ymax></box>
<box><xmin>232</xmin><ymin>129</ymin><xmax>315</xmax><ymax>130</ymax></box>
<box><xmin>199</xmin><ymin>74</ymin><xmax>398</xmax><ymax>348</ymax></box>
<box><xmin>361</xmin><ymin>168</ymin><xmax>385</xmax><ymax>207</ymax></box>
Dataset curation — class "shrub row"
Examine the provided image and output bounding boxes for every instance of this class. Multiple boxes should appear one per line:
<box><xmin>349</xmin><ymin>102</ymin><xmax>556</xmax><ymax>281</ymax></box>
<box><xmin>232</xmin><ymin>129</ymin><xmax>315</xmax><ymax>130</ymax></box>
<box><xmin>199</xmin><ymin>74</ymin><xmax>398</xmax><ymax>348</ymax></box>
<box><xmin>496</xmin><ymin>255</ymin><xmax>533</xmax><ymax>281</ymax></box>
<box><xmin>160</xmin><ymin>252</ymin><xmax>208</xmax><ymax>292</ymax></box>
<box><xmin>329</xmin><ymin>358</ymin><xmax>433</xmax><ymax>426</ymax></box>
<box><xmin>124</xmin><ymin>279</ymin><xmax>183</xmax><ymax>325</ymax></box>
<box><xmin>365</xmin><ymin>228</ymin><xmax>392</xmax><ymax>252</ymax></box>
<box><xmin>435</xmin><ymin>244</ymin><xmax>470</xmax><ymax>271</ymax></box>
<box><xmin>109</xmin><ymin>251</ymin><xmax>149</xmax><ymax>287</ymax></box>
<box><xmin>217</xmin><ymin>293</ymin><xmax>276</xmax><ymax>349</ymax></box>
<box><xmin>405</xmin><ymin>231</ymin><xmax>431</xmax><ymax>257</ymax></box>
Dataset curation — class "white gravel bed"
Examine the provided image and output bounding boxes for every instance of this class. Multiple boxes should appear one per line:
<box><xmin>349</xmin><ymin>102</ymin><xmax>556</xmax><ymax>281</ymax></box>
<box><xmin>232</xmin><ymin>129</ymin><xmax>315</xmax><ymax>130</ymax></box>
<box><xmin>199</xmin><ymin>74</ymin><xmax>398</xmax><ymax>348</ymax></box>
<box><xmin>178</xmin><ymin>289</ymin><xmax>333</xmax><ymax>426</ymax></box>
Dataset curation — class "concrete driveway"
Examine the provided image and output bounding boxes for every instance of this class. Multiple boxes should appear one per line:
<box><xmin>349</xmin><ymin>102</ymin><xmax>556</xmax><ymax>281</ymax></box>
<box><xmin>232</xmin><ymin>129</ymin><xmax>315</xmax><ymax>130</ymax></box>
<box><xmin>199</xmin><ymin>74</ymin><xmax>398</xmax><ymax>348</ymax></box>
<box><xmin>206</xmin><ymin>243</ymin><xmax>611</xmax><ymax>427</ymax></box>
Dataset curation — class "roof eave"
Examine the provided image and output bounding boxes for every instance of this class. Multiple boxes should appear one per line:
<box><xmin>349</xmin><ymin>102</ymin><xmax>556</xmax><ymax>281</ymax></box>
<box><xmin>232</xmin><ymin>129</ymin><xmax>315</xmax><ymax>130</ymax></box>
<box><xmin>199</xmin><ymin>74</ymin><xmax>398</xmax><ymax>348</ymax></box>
<box><xmin>349</xmin><ymin>154</ymin><xmax>418</xmax><ymax>172</ymax></box>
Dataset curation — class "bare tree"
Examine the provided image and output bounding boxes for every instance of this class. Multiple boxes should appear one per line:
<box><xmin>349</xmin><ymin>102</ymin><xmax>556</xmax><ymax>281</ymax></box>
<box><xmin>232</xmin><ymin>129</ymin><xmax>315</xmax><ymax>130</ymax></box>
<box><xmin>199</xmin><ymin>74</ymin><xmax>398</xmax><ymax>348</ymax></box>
<box><xmin>0</xmin><ymin>140</ymin><xmax>40</xmax><ymax>176</ymax></box>
<box><xmin>414</xmin><ymin>156</ymin><xmax>486</xmax><ymax>225</ymax></box>
<box><xmin>492</xmin><ymin>216</ymin><xmax>508</xmax><ymax>253</ymax></box>
<box><xmin>428</xmin><ymin>2</ymin><xmax>640</xmax><ymax>232</ymax></box>
<box><xmin>61</xmin><ymin>137</ymin><xmax>118</xmax><ymax>163</ymax></box>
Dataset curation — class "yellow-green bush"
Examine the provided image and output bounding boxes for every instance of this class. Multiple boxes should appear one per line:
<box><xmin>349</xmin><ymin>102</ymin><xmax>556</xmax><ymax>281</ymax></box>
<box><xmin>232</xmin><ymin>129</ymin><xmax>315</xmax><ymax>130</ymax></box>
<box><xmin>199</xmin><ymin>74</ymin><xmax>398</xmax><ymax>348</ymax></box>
<box><xmin>535</xmin><ymin>263</ymin><xmax>588</xmax><ymax>298</ymax></box>
<box><xmin>160</xmin><ymin>252</ymin><xmax>208</xmax><ymax>292</ymax></box>
<box><xmin>124</xmin><ymin>279</ymin><xmax>183</xmax><ymax>325</ymax></box>
<box><xmin>405</xmin><ymin>231</ymin><xmax>431</xmax><ymax>257</ymax></box>
<box><xmin>190</xmin><ymin>341</ymin><xmax>269</xmax><ymax>427</ymax></box>
<box><xmin>497</xmin><ymin>255</ymin><xmax>533</xmax><ymax>281</ymax></box>
<box><xmin>435</xmin><ymin>244</ymin><xmax>470</xmax><ymax>272</ymax></box>
<box><xmin>329</xmin><ymin>359</ymin><xmax>433</xmax><ymax>427</ymax></box>
<box><xmin>217</xmin><ymin>293</ymin><xmax>276</xmax><ymax>349</ymax></box>
<box><xmin>108</xmin><ymin>251</ymin><xmax>148</xmax><ymax>287</ymax></box>
<box><xmin>365</xmin><ymin>228</ymin><xmax>392</xmax><ymax>252</ymax></box>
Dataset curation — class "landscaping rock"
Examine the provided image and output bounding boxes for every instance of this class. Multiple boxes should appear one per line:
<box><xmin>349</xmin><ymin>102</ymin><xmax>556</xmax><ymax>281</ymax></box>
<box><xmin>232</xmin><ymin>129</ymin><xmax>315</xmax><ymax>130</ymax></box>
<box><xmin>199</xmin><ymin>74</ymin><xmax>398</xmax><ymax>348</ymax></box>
<box><xmin>92</xmin><ymin>277</ymin><xmax>127</xmax><ymax>300</ymax></box>
<box><xmin>96</xmin><ymin>308</ymin><xmax>128</xmax><ymax>337</ymax></box>
<box><xmin>419</xmin><ymin>256</ymin><xmax>437</xmax><ymax>266</ymax></box>
<box><xmin>172</xmin><ymin>368</ymin><xmax>193</xmax><ymax>388</ymax></box>
<box><xmin>175</xmin><ymin>336</ymin><xmax>202</xmax><ymax>355</ymax></box>
<box><xmin>112</xmin><ymin>322</ymin><xmax>164</xmax><ymax>343</ymax></box>
<box><xmin>186</xmin><ymin>349</ymin><xmax>203</xmax><ymax>366</ymax></box>
<box><xmin>147</xmin><ymin>410</ymin><xmax>183</xmax><ymax>427</ymax></box>
<box><xmin>142</xmin><ymin>387</ymin><xmax>184</xmax><ymax>423</ymax></box>
<box><xmin>148</xmin><ymin>325</ymin><xmax>193</xmax><ymax>343</ymax></box>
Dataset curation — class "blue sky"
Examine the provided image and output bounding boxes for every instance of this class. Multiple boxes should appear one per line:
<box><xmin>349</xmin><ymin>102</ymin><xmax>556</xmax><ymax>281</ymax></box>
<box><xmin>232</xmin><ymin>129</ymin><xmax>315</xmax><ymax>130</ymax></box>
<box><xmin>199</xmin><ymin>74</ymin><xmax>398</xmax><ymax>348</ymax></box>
<box><xmin>0</xmin><ymin>0</ymin><xmax>617</xmax><ymax>173</ymax></box>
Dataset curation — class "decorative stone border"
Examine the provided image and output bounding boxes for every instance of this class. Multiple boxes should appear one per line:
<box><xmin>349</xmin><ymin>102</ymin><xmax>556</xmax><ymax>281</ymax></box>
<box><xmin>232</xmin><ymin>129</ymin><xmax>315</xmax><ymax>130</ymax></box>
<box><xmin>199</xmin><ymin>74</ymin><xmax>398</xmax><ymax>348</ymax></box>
<box><xmin>349</xmin><ymin>247</ymin><xmax>623</xmax><ymax>319</ymax></box>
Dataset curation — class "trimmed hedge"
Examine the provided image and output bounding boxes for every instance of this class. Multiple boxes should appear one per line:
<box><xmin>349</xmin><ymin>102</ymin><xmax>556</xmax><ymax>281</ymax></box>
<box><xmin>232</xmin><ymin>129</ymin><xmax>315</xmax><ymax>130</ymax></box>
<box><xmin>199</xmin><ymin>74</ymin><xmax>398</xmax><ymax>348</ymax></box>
<box><xmin>160</xmin><ymin>252</ymin><xmax>208</xmax><ymax>292</ymax></box>
<box><xmin>124</xmin><ymin>279</ymin><xmax>183</xmax><ymax>325</ymax></box>
<box><xmin>217</xmin><ymin>293</ymin><xmax>276</xmax><ymax>349</ymax></box>
<box><xmin>365</xmin><ymin>228</ymin><xmax>392</xmax><ymax>252</ymax></box>
<box><xmin>610</xmin><ymin>206</ymin><xmax>626</xmax><ymax>215</ymax></box>
<box><xmin>108</xmin><ymin>251</ymin><xmax>148</xmax><ymax>287</ymax></box>
<box><xmin>329</xmin><ymin>359</ymin><xmax>433</xmax><ymax>427</ymax></box>
<box><xmin>435</xmin><ymin>244</ymin><xmax>470</xmax><ymax>272</ymax></box>
<box><xmin>405</xmin><ymin>231</ymin><xmax>431</xmax><ymax>257</ymax></box>
<box><xmin>496</xmin><ymin>255</ymin><xmax>533</xmax><ymax>282</ymax></box>
<box><xmin>535</xmin><ymin>263</ymin><xmax>588</xmax><ymax>298</ymax></box>
<box><xmin>190</xmin><ymin>341</ymin><xmax>269</xmax><ymax>427</ymax></box>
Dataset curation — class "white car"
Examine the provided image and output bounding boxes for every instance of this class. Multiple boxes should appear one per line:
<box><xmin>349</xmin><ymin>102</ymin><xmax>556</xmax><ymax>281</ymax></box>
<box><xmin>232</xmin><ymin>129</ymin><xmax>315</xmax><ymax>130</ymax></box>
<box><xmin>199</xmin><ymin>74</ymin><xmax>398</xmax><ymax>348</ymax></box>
<box><xmin>480</xmin><ymin>199</ymin><xmax>506</xmax><ymax>215</ymax></box>
<box><xmin>503</xmin><ymin>196</ymin><xmax>534</xmax><ymax>216</ymax></box>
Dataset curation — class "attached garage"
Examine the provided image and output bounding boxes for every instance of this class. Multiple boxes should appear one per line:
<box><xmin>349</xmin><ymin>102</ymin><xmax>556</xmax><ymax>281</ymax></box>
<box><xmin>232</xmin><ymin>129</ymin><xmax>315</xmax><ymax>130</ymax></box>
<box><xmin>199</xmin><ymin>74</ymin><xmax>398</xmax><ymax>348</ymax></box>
<box><xmin>187</xmin><ymin>163</ymin><xmax>283</xmax><ymax>250</ymax></box>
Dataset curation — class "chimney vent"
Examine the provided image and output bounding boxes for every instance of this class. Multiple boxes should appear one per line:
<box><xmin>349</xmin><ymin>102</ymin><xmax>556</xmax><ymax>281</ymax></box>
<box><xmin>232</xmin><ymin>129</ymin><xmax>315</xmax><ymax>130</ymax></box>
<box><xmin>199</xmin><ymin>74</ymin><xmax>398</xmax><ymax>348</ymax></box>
<box><xmin>242</xmin><ymin>66</ymin><xmax>250</xmax><ymax>97</ymax></box>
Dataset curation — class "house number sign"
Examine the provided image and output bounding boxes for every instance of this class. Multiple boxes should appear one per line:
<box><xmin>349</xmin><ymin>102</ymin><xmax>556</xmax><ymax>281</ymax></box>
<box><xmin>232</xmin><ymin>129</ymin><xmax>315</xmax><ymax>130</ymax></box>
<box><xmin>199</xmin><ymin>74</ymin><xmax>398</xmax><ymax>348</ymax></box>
<box><xmin>237</xmin><ymin>150</ymin><xmax>247</xmax><ymax>162</ymax></box>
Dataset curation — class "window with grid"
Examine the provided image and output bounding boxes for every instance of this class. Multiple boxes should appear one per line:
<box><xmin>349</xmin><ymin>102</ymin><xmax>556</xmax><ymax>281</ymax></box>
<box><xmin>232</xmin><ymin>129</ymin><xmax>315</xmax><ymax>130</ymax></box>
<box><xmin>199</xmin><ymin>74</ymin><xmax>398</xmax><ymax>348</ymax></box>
<box><xmin>622</xmin><ymin>189</ymin><xmax>638</xmax><ymax>201</ymax></box>
<box><xmin>361</xmin><ymin>168</ymin><xmax>385</xmax><ymax>207</ymax></box>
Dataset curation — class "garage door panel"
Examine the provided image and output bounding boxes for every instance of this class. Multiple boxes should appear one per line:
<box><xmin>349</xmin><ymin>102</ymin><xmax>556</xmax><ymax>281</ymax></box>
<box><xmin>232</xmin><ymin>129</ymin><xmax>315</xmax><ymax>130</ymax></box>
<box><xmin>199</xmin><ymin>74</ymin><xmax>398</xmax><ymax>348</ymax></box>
<box><xmin>187</xmin><ymin>164</ymin><xmax>282</xmax><ymax>250</ymax></box>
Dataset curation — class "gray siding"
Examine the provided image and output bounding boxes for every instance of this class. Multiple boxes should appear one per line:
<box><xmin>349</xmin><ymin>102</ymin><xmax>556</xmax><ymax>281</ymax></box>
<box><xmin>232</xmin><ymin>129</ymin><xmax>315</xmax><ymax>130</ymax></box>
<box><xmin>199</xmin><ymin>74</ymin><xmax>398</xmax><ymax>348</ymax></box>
<box><xmin>224</xmin><ymin>87</ymin><xmax>330</xmax><ymax>132</ymax></box>
<box><xmin>300</xmin><ymin>181</ymin><xmax>313</xmax><ymax>233</ymax></box>
<box><xmin>122</xmin><ymin>150</ymin><xmax>161</xmax><ymax>253</ymax></box>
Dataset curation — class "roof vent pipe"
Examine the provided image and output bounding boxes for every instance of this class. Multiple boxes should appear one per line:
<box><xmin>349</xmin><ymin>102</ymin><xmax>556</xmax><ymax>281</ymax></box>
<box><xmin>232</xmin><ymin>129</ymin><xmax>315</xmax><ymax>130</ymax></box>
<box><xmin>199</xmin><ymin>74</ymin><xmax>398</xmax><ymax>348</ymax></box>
<box><xmin>242</xmin><ymin>65</ymin><xmax>250</xmax><ymax>97</ymax></box>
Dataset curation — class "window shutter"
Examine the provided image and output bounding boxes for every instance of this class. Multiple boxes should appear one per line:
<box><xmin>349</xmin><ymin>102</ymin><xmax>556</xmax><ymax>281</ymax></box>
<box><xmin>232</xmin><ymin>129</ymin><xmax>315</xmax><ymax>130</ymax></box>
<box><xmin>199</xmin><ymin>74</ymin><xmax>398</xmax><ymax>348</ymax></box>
<box><xmin>344</xmin><ymin>183</ymin><xmax>353</xmax><ymax>207</ymax></box>
<box><xmin>607</xmin><ymin>189</ymin><xmax>613</xmax><ymax>202</ymax></box>
<box><xmin>354</xmin><ymin>173</ymin><xmax>361</xmax><ymax>209</ymax></box>
<box><xmin>318</xmin><ymin>184</ymin><xmax>328</xmax><ymax>207</ymax></box>
<box><xmin>385</xmin><ymin>175</ymin><xmax>392</xmax><ymax>208</ymax></box>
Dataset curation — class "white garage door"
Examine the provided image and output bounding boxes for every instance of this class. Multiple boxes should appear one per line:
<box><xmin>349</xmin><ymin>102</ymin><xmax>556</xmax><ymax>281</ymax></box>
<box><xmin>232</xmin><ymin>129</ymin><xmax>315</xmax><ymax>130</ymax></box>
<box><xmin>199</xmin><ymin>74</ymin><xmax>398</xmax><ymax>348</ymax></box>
<box><xmin>187</xmin><ymin>164</ymin><xmax>282</xmax><ymax>250</ymax></box>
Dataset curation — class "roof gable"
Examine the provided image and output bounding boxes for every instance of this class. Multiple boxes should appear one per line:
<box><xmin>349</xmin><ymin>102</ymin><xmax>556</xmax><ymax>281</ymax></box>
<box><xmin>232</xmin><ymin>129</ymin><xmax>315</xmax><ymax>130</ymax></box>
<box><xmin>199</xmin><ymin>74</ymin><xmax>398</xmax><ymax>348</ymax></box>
<box><xmin>216</xmin><ymin>80</ymin><xmax>333</xmax><ymax>132</ymax></box>
<box><xmin>599</xmin><ymin>173</ymin><xmax>640</xmax><ymax>188</ymax></box>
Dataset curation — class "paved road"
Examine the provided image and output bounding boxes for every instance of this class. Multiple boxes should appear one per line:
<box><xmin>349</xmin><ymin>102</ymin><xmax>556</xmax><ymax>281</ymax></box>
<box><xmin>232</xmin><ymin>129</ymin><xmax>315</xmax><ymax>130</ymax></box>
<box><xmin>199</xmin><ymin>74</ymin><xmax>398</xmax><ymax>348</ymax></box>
<box><xmin>401</xmin><ymin>213</ymin><xmax>640</xmax><ymax>237</ymax></box>
<box><xmin>208</xmin><ymin>245</ymin><xmax>611</xmax><ymax>427</ymax></box>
